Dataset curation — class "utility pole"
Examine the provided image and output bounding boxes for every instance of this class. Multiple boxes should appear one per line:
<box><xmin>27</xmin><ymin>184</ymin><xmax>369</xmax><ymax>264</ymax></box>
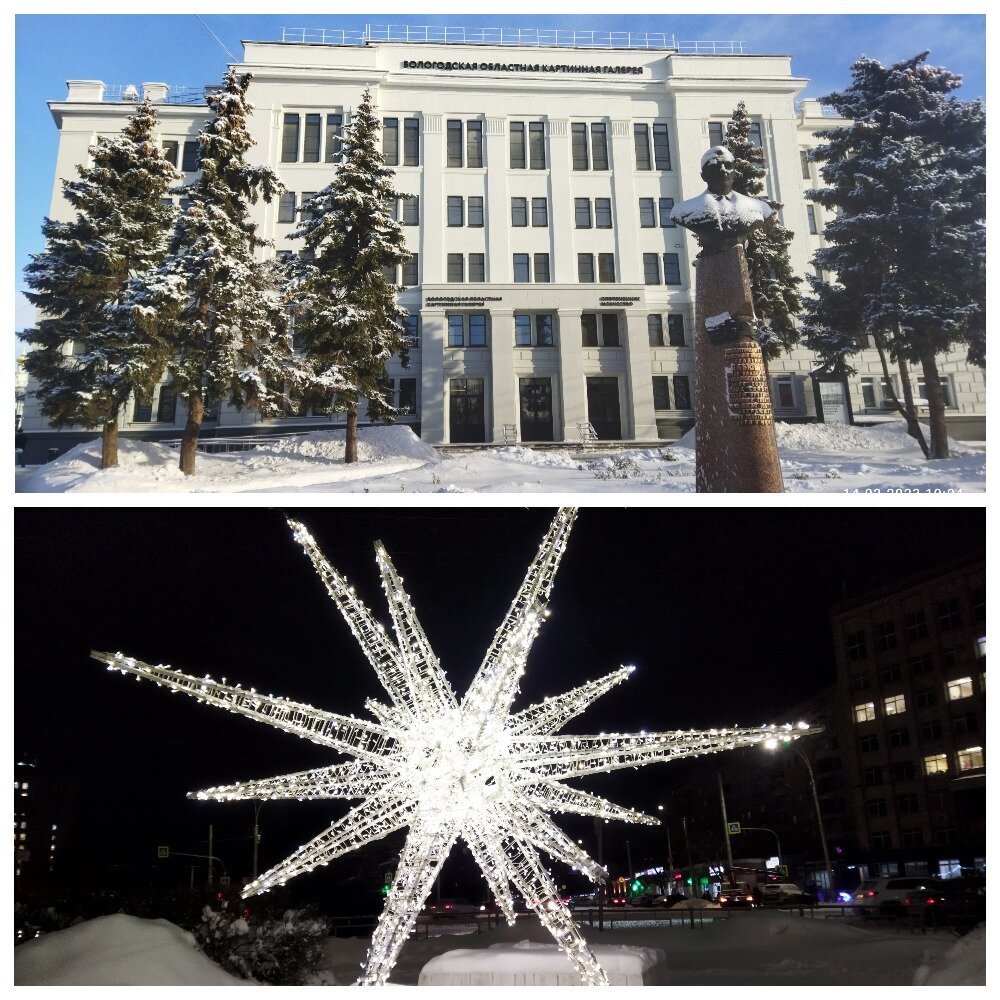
<box><xmin>718</xmin><ymin>772</ymin><xmax>735</xmax><ymax>885</ymax></box>
<box><xmin>798</xmin><ymin>751</ymin><xmax>836</xmax><ymax>899</ymax></box>
<box><xmin>682</xmin><ymin>814</ymin><xmax>693</xmax><ymax>892</ymax></box>
<box><xmin>208</xmin><ymin>824</ymin><xmax>214</xmax><ymax>888</ymax></box>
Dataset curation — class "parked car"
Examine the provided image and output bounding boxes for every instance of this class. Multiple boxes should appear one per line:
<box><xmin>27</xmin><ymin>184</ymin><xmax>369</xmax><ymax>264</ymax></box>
<box><xmin>421</xmin><ymin>897</ymin><xmax>479</xmax><ymax>919</ymax></box>
<box><xmin>904</xmin><ymin>875</ymin><xmax>986</xmax><ymax>926</ymax></box>
<box><xmin>854</xmin><ymin>877</ymin><xmax>942</xmax><ymax>916</ymax></box>
<box><xmin>761</xmin><ymin>882</ymin><xmax>817</xmax><ymax>906</ymax></box>
<box><xmin>566</xmin><ymin>893</ymin><xmax>598</xmax><ymax>909</ymax></box>
<box><xmin>717</xmin><ymin>883</ymin><xmax>754</xmax><ymax>908</ymax></box>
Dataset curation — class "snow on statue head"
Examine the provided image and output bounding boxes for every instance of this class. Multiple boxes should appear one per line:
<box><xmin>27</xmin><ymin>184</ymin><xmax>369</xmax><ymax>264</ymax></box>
<box><xmin>90</xmin><ymin>509</ymin><xmax>817</xmax><ymax>987</ymax></box>
<box><xmin>672</xmin><ymin>145</ymin><xmax>774</xmax><ymax>257</ymax></box>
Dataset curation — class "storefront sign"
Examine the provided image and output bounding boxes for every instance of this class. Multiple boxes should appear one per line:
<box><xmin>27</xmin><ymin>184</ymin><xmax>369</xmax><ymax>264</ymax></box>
<box><xmin>425</xmin><ymin>295</ymin><xmax>503</xmax><ymax>307</ymax></box>
<box><xmin>598</xmin><ymin>296</ymin><xmax>641</xmax><ymax>307</ymax></box>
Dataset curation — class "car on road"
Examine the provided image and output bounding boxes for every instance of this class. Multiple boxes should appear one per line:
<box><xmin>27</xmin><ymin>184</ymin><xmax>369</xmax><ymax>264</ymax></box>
<box><xmin>717</xmin><ymin>883</ymin><xmax>754</xmax><ymax>908</ymax></box>
<box><xmin>421</xmin><ymin>897</ymin><xmax>480</xmax><ymax>919</ymax></box>
<box><xmin>760</xmin><ymin>883</ymin><xmax>817</xmax><ymax>906</ymax></box>
<box><xmin>854</xmin><ymin>877</ymin><xmax>942</xmax><ymax>916</ymax></box>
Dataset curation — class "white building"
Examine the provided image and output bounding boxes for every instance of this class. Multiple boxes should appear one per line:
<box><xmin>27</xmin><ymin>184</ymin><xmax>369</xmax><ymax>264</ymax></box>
<box><xmin>21</xmin><ymin>26</ymin><xmax>985</xmax><ymax>459</ymax></box>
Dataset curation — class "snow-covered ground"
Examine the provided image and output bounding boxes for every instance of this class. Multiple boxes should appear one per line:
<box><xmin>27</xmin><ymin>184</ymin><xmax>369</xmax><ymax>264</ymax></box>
<box><xmin>15</xmin><ymin>421</ymin><xmax>985</xmax><ymax>493</ymax></box>
<box><xmin>14</xmin><ymin>910</ymin><xmax>985</xmax><ymax>986</ymax></box>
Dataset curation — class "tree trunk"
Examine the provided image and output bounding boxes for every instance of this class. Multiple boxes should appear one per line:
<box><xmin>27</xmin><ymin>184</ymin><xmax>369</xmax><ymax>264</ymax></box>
<box><xmin>873</xmin><ymin>330</ymin><xmax>929</xmax><ymax>458</ymax></box>
<box><xmin>919</xmin><ymin>350</ymin><xmax>950</xmax><ymax>460</ymax></box>
<box><xmin>180</xmin><ymin>391</ymin><xmax>204</xmax><ymax>476</ymax></box>
<box><xmin>101</xmin><ymin>419</ymin><xmax>119</xmax><ymax>470</ymax></box>
<box><xmin>345</xmin><ymin>408</ymin><xmax>358</xmax><ymax>464</ymax></box>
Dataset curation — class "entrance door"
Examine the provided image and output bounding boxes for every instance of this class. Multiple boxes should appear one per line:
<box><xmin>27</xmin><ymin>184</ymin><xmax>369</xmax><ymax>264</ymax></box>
<box><xmin>586</xmin><ymin>377</ymin><xmax>622</xmax><ymax>440</ymax></box>
<box><xmin>449</xmin><ymin>378</ymin><xmax>486</xmax><ymax>443</ymax></box>
<box><xmin>519</xmin><ymin>378</ymin><xmax>554</xmax><ymax>442</ymax></box>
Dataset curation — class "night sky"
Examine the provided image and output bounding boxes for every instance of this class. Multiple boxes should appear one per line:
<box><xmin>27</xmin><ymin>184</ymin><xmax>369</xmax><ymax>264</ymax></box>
<box><xmin>15</xmin><ymin>506</ymin><xmax>984</xmax><ymax>909</ymax></box>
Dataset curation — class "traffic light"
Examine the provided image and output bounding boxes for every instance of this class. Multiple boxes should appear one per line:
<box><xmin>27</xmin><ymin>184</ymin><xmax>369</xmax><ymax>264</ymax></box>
<box><xmin>631</xmin><ymin>879</ymin><xmax>643</xmax><ymax>893</ymax></box>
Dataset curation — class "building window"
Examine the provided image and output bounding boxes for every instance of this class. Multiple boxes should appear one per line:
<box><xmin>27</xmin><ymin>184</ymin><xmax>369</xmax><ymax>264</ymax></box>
<box><xmin>652</xmin><ymin>376</ymin><xmax>670</xmax><ymax>410</ymax></box>
<box><xmin>403</xmin><ymin>314</ymin><xmax>420</xmax><ymax>347</ymax></box>
<box><xmin>400</xmin><ymin>255</ymin><xmax>419</xmax><ymax>286</ymax></box>
<box><xmin>468</xmin><ymin>197</ymin><xmax>484</xmax><ymax>227</ymax></box>
<box><xmin>947</xmin><ymin>676</ymin><xmax>973</xmax><ymax>701</ymax></box>
<box><xmin>403</xmin><ymin>118</ymin><xmax>420</xmax><ymax>166</ymax></box>
<box><xmin>854</xmin><ymin>702</ymin><xmax>876</xmax><ymax>723</ymax></box>
<box><xmin>325</xmin><ymin>113</ymin><xmax>344</xmax><ymax>163</ymax></box>
<box><xmin>156</xmin><ymin>384</ymin><xmax>177</xmax><ymax>423</ymax></box>
<box><xmin>531</xmin><ymin>198</ymin><xmax>548</xmax><ymax>227</ymax></box>
<box><xmin>382</xmin><ymin>117</ymin><xmax>399</xmax><ymax>165</ymax></box>
<box><xmin>581</xmin><ymin>313</ymin><xmax>620</xmax><ymax>348</ymax></box>
<box><xmin>466</xmin><ymin>121</ymin><xmax>483</xmax><ymax>167</ymax></box>
<box><xmin>446</xmin><ymin>312</ymin><xmax>488</xmax><ymax>348</ymax></box>
<box><xmin>891</xmin><ymin>760</ymin><xmax>915</xmax><ymax>782</ymax></box>
<box><xmin>634</xmin><ymin>124</ymin><xmax>652</xmax><ymax>170</ymax></box>
<box><xmin>936</xmin><ymin>598</ymin><xmax>962</xmax><ymax>631</ymax></box>
<box><xmin>298</xmin><ymin>192</ymin><xmax>317</xmax><ymax>224</ymax></box>
<box><xmin>800</xmin><ymin>149</ymin><xmax>811</xmax><ymax>180</ymax></box>
<box><xmin>513</xmin><ymin>313</ymin><xmax>555</xmax><ymax>348</ymax></box>
<box><xmin>957</xmin><ymin>746</ymin><xmax>984</xmax><ymax>771</ymax></box>
<box><xmin>773</xmin><ymin>375</ymin><xmax>795</xmax><ymax>409</ymax></box>
<box><xmin>924</xmin><ymin>753</ymin><xmax>948</xmax><ymax>775</ymax></box>
<box><xmin>536</xmin><ymin>313</ymin><xmax>554</xmax><ymax>347</ymax></box>
<box><xmin>652</xmin><ymin>123</ymin><xmax>672</xmax><ymax>169</ymax></box>
<box><xmin>708</xmin><ymin>121</ymin><xmax>725</xmax><ymax>147</ymax></box>
<box><xmin>571</xmin><ymin>123</ymin><xmax>589</xmax><ymax>170</ymax></box>
<box><xmin>382</xmin><ymin>264</ymin><xmax>398</xmax><ymax>284</ymax></box>
<box><xmin>879</xmin><ymin>662</ymin><xmax>902</xmax><ymax>684</ymax></box>
<box><xmin>587</xmin><ymin>123</ymin><xmax>607</xmax><ymax>169</ymax></box>
<box><xmin>916</xmin><ymin>376</ymin><xmax>956</xmax><ymax>409</ymax></box>
<box><xmin>181</xmin><ymin>140</ymin><xmax>200</xmax><ymax>172</ymax></box>
<box><xmin>514</xmin><ymin>313</ymin><xmax>531</xmax><ymax>347</ymax></box>
<box><xmin>663</xmin><ymin>254</ymin><xmax>682</xmax><ymax>285</ymax></box>
<box><xmin>162</xmin><ymin>140</ymin><xmax>179</xmax><ymax>167</ymax></box>
<box><xmin>643</xmin><ymin>253</ymin><xmax>660</xmax><ymax>285</ymax></box>
<box><xmin>639</xmin><ymin>198</ymin><xmax>656</xmax><ymax>227</ymax></box>
<box><xmin>866</xmin><ymin>797</ymin><xmax>888</xmax><ymax>818</ymax></box>
<box><xmin>909</xmin><ymin>653</ymin><xmax>933</xmax><ymax>675</ymax></box>
<box><xmin>859</xmin><ymin>734</ymin><xmax>880</xmax><ymax>753</ymax></box>
<box><xmin>595</xmin><ymin>199</ymin><xmax>612</xmax><ymax>229</ymax></box>
<box><xmin>914</xmin><ymin>688</ymin><xmax>937</xmax><ymax>709</ymax></box>
<box><xmin>658</xmin><ymin>197</ymin><xmax>676</xmax><ymax>227</ymax></box>
<box><xmin>667</xmin><ymin>315</ymin><xmax>686</xmax><ymax>347</ymax></box>
<box><xmin>528</xmin><ymin>121</ymin><xmax>545</xmax><ymax>169</ymax></box>
<box><xmin>849</xmin><ymin>670</ymin><xmax>871</xmax><ymax>692</ymax></box>
<box><xmin>870</xmin><ymin>830</ymin><xmax>892</xmax><ymax>850</ymax></box>
<box><xmin>969</xmin><ymin>587</ymin><xmax>985</xmax><ymax>622</ymax></box>
<box><xmin>874</xmin><ymin>621</ymin><xmax>898</xmax><ymax>652</ymax></box>
<box><xmin>281</xmin><ymin>113</ymin><xmax>300</xmax><ymax>162</ymax></box>
<box><xmin>577</xmin><ymin>254</ymin><xmax>595</xmax><ymax>283</ymax></box>
<box><xmin>278</xmin><ymin>192</ymin><xmax>296</xmax><ymax>224</ymax></box>
<box><xmin>467</xmin><ymin>313</ymin><xmax>487</xmax><ymax>347</ymax></box>
<box><xmin>401</xmin><ymin>196</ymin><xmax>419</xmax><ymax>226</ymax></box>
<box><xmin>509</xmin><ymin>122</ymin><xmax>526</xmax><ymax>168</ymax></box>
<box><xmin>447</xmin><ymin>196</ymin><xmax>464</xmax><ymax>227</ymax></box>
<box><xmin>468</xmin><ymin>254</ymin><xmax>485</xmax><ymax>283</ymax></box>
<box><xmin>447</xmin><ymin>120</ymin><xmax>463</xmax><ymax>167</ymax></box>
<box><xmin>511</xmin><ymin>197</ymin><xmax>528</xmax><ymax>227</ymax></box>
<box><xmin>920</xmin><ymin>719</ymin><xmax>943</xmax><ymax>741</ymax></box>
<box><xmin>132</xmin><ymin>395</ymin><xmax>152</xmax><ymax>422</ymax></box>
<box><xmin>749</xmin><ymin>121</ymin><xmax>763</xmax><ymax>149</ymax></box>
<box><xmin>448</xmin><ymin>314</ymin><xmax>465</xmax><ymax>347</ymax></box>
<box><xmin>575</xmin><ymin>198</ymin><xmax>592</xmax><ymax>228</ymax></box>
<box><xmin>884</xmin><ymin>694</ymin><xmax>906</xmax><ymax>716</ymax></box>
<box><xmin>888</xmin><ymin>727</ymin><xmax>910</xmax><ymax>748</ymax></box>
<box><xmin>673</xmin><ymin>376</ymin><xmax>691</xmax><ymax>410</ymax></box>
<box><xmin>862</xmin><ymin>766</ymin><xmax>883</xmax><ymax>787</ymax></box>
<box><xmin>397</xmin><ymin>378</ymin><xmax>417</xmax><ymax>415</ymax></box>
<box><xmin>806</xmin><ymin>204</ymin><xmax>818</xmax><ymax>235</ymax></box>
<box><xmin>513</xmin><ymin>254</ymin><xmax>531</xmax><ymax>283</ymax></box>
<box><xmin>447</xmin><ymin>254</ymin><xmax>465</xmax><ymax>283</ymax></box>
<box><xmin>648</xmin><ymin>315</ymin><xmax>664</xmax><ymax>347</ymax></box>
<box><xmin>533</xmin><ymin>254</ymin><xmax>551</xmax><ymax>283</ymax></box>
<box><xmin>846</xmin><ymin>629</ymin><xmax>868</xmax><ymax>661</ymax></box>
<box><xmin>598</xmin><ymin>253</ymin><xmax>616</xmax><ymax>283</ymax></box>
<box><xmin>952</xmin><ymin>713</ymin><xmax>979</xmax><ymax>736</ymax></box>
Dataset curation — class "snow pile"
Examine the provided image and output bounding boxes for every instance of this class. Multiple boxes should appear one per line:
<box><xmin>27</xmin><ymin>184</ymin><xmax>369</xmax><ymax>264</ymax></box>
<box><xmin>418</xmin><ymin>940</ymin><xmax>666</xmax><ymax>986</ymax></box>
<box><xmin>774</xmin><ymin>419</ymin><xmax>970</xmax><ymax>456</ymax></box>
<box><xmin>492</xmin><ymin>446</ymin><xmax>585</xmax><ymax>469</ymax></box>
<box><xmin>914</xmin><ymin>923</ymin><xmax>985</xmax><ymax>985</ymax></box>
<box><xmin>249</xmin><ymin>426</ymin><xmax>439</xmax><ymax>465</ymax></box>
<box><xmin>14</xmin><ymin>914</ymin><xmax>248</xmax><ymax>986</ymax></box>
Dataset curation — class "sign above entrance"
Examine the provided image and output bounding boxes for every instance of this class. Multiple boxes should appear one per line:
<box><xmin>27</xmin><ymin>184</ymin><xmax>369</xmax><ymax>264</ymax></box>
<box><xmin>402</xmin><ymin>60</ymin><xmax>644</xmax><ymax>76</ymax></box>
<box><xmin>598</xmin><ymin>296</ymin><xmax>641</xmax><ymax>307</ymax></box>
<box><xmin>425</xmin><ymin>295</ymin><xmax>503</xmax><ymax>307</ymax></box>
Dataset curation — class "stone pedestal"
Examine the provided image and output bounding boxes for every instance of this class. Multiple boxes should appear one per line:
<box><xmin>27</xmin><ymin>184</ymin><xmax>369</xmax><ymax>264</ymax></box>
<box><xmin>693</xmin><ymin>247</ymin><xmax>783</xmax><ymax>492</ymax></box>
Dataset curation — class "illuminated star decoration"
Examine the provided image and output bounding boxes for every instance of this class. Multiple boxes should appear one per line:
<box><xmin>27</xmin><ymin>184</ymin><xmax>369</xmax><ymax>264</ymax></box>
<box><xmin>92</xmin><ymin>508</ymin><xmax>814</xmax><ymax>987</ymax></box>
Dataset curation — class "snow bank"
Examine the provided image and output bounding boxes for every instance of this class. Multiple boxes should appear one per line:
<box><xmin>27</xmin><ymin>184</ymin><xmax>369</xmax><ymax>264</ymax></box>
<box><xmin>418</xmin><ymin>940</ymin><xmax>667</xmax><ymax>986</ymax></box>
<box><xmin>14</xmin><ymin>914</ymin><xmax>248</xmax><ymax>986</ymax></box>
<box><xmin>248</xmin><ymin>426</ymin><xmax>439</xmax><ymax>464</ymax></box>
<box><xmin>914</xmin><ymin>923</ymin><xmax>985</xmax><ymax>985</ymax></box>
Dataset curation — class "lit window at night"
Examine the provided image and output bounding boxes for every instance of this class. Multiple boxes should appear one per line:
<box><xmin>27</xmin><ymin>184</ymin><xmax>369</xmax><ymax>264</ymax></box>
<box><xmin>854</xmin><ymin>702</ymin><xmax>875</xmax><ymax>723</ymax></box>
<box><xmin>957</xmin><ymin>747</ymin><xmax>984</xmax><ymax>771</ymax></box>
<box><xmin>884</xmin><ymin>693</ymin><xmax>906</xmax><ymax>716</ymax></box>
<box><xmin>947</xmin><ymin>676</ymin><xmax>973</xmax><ymax>701</ymax></box>
<box><xmin>924</xmin><ymin>753</ymin><xmax>948</xmax><ymax>775</ymax></box>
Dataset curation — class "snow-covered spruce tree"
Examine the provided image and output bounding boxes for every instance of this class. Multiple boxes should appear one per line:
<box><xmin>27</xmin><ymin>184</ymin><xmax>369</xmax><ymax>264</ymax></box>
<box><xmin>723</xmin><ymin>101</ymin><xmax>802</xmax><ymax>361</ymax></box>
<box><xmin>120</xmin><ymin>70</ymin><xmax>298</xmax><ymax>475</ymax></box>
<box><xmin>806</xmin><ymin>52</ymin><xmax>985</xmax><ymax>459</ymax></box>
<box><xmin>288</xmin><ymin>86</ymin><xmax>411</xmax><ymax>464</ymax></box>
<box><xmin>20</xmin><ymin>98</ymin><xmax>176</xmax><ymax>468</ymax></box>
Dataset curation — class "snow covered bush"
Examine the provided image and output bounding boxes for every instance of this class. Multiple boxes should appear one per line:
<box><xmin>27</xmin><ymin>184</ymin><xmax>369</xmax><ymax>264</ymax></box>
<box><xmin>194</xmin><ymin>904</ymin><xmax>328</xmax><ymax>985</ymax></box>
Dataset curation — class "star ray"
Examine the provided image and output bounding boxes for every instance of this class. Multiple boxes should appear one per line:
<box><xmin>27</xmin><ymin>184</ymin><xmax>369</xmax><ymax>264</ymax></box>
<box><xmin>189</xmin><ymin>760</ymin><xmax>386</xmax><ymax>803</ymax></box>
<box><xmin>510</xmin><ymin>665</ymin><xmax>635</xmax><ymax>736</ymax></box>
<box><xmin>524</xmin><ymin>782</ymin><xmax>660</xmax><ymax>826</ymax></box>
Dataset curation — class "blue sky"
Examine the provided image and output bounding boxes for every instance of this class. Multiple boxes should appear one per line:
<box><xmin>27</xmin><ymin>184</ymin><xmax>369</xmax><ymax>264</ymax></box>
<box><xmin>13</xmin><ymin>12</ymin><xmax>987</xmax><ymax>335</ymax></box>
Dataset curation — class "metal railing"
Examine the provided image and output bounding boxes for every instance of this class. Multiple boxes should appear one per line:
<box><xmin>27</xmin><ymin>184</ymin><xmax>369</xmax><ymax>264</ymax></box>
<box><xmin>279</xmin><ymin>25</ymin><xmax>746</xmax><ymax>53</ymax></box>
<box><xmin>103</xmin><ymin>84</ymin><xmax>218</xmax><ymax>105</ymax></box>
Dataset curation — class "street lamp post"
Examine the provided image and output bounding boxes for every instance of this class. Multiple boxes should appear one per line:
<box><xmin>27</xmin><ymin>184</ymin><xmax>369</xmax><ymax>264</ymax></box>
<box><xmin>718</xmin><ymin>772</ymin><xmax>735</xmax><ymax>885</ymax></box>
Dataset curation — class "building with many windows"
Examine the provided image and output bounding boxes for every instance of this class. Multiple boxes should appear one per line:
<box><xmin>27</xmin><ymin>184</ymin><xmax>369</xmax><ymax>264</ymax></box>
<box><xmin>20</xmin><ymin>26</ymin><xmax>986</xmax><ymax>458</ymax></box>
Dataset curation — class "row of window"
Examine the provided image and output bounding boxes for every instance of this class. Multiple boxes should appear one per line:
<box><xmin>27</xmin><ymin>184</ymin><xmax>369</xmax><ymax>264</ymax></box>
<box><xmin>844</xmin><ymin>595</ymin><xmax>979</xmax><ymax>661</ymax></box>
<box><xmin>859</xmin><ymin>374</ymin><xmax>958</xmax><ymax>411</ymax></box>
<box><xmin>853</xmin><ymin>675</ymin><xmax>978</xmax><ymax>723</ymax></box>
<box><xmin>863</xmin><ymin>748</ymin><xmax>985</xmax><ymax>784</ymax></box>
<box><xmin>859</xmin><ymin>720</ymin><xmax>983</xmax><ymax>756</ymax></box>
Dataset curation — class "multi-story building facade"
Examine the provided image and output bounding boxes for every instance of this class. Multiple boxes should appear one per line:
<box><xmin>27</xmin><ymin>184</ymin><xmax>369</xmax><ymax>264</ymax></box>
<box><xmin>833</xmin><ymin>558</ymin><xmax>986</xmax><ymax>880</ymax></box>
<box><xmin>20</xmin><ymin>26</ymin><xmax>986</xmax><ymax>460</ymax></box>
